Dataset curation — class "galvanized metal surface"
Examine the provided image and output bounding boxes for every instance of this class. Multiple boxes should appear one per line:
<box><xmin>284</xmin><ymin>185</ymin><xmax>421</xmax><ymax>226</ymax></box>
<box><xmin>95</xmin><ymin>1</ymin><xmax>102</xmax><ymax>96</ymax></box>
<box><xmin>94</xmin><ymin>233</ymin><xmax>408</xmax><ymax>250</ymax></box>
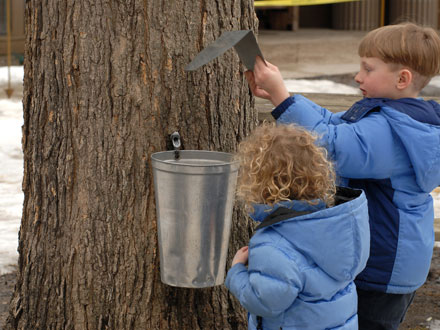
<box><xmin>151</xmin><ymin>150</ymin><xmax>239</xmax><ymax>288</ymax></box>
<box><xmin>389</xmin><ymin>0</ymin><xmax>438</xmax><ymax>28</ymax></box>
<box><xmin>185</xmin><ymin>30</ymin><xmax>265</xmax><ymax>71</ymax></box>
<box><xmin>332</xmin><ymin>0</ymin><xmax>381</xmax><ymax>31</ymax></box>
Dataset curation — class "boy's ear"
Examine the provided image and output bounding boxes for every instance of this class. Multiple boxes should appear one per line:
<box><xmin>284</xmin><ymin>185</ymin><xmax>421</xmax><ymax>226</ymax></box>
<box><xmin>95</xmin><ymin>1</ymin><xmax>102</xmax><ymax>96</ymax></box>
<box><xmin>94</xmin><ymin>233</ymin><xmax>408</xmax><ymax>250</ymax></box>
<box><xmin>396</xmin><ymin>69</ymin><xmax>413</xmax><ymax>90</ymax></box>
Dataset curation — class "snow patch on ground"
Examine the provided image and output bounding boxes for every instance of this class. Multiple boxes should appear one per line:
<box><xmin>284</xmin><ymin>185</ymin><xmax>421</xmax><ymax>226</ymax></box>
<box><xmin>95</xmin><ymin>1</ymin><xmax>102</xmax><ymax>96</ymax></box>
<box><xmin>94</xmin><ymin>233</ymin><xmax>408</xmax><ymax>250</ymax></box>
<box><xmin>0</xmin><ymin>66</ymin><xmax>439</xmax><ymax>274</ymax></box>
<box><xmin>285</xmin><ymin>78</ymin><xmax>361</xmax><ymax>95</ymax></box>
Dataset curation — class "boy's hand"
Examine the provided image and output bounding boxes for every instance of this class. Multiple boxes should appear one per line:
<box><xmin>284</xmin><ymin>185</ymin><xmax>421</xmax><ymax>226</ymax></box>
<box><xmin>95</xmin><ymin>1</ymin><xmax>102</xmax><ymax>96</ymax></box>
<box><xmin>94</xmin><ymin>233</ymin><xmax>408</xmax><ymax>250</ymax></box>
<box><xmin>245</xmin><ymin>56</ymin><xmax>290</xmax><ymax>107</ymax></box>
<box><xmin>231</xmin><ymin>246</ymin><xmax>249</xmax><ymax>266</ymax></box>
<box><xmin>245</xmin><ymin>70</ymin><xmax>272</xmax><ymax>100</ymax></box>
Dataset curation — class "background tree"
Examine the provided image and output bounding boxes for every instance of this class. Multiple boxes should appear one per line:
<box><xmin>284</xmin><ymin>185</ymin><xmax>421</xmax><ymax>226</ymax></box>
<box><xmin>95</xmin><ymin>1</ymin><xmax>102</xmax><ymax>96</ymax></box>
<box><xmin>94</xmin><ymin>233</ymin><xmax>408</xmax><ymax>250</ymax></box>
<box><xmin>6</xmin><ymin>1</ymin><xmax>258</xmax><ymax>329</ymax></box>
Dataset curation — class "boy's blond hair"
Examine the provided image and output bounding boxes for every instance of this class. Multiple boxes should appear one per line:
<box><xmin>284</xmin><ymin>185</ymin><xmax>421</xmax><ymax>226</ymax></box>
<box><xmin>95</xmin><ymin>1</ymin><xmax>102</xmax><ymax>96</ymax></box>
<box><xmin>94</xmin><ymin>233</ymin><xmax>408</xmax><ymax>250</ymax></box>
<box><xmin>358</xmin><ymin>22</ymin><xmax>440</xmax><ymax>90</ymax></box>
<box><xmin>236</xmin><ymin>123</ymin><xmax>336</xmax><ymax>210</ymax></box>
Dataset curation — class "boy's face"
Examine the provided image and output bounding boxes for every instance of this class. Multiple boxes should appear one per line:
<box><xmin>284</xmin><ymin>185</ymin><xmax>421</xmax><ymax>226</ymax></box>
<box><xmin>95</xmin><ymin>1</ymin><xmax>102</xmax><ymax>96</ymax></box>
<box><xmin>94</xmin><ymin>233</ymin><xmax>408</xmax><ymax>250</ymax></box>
<box><xmin>355</xmin><ymin>57</ymin><xmax>401</xmax><ymax>99</ymax></box>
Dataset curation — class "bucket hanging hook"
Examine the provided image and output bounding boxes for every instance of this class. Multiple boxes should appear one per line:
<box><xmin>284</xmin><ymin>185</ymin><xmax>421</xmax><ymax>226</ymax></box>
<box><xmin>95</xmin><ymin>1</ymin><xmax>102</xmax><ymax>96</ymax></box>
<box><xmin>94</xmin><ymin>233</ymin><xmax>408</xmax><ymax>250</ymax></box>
<box><xmin>170</xmin><ymin>132</ymin><xmax>181</xmax><ymax>160</ymax></box>
<box><xmin>171</xmin><ymin>132</ymin><xmax>181</xmax><ymax>149</ymax></box>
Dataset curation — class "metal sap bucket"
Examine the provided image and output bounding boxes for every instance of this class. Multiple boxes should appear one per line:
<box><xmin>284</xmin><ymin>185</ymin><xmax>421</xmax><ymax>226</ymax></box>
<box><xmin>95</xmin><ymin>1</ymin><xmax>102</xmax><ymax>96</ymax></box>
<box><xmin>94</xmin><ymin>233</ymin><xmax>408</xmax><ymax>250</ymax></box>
<box><xmin>151</xmin><ymin>150</ymin><xmax>239</xmax><ymax>288</ymax></box>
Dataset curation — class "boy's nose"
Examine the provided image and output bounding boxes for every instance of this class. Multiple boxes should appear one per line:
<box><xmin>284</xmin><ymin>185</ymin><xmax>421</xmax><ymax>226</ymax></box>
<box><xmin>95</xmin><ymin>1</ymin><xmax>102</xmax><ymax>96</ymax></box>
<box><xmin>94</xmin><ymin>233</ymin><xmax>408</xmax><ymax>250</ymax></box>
<box><xmin>354</xmin><ymin>72</ymin><xmax>362</xmax><ymax>84</ymax></box>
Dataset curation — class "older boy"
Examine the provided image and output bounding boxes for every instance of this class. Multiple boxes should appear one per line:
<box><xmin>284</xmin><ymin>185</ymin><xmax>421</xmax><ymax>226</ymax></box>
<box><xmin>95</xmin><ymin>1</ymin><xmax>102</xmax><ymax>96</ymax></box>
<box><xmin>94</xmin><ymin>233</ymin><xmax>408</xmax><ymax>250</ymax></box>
<box><xmin>246</xmin><ymin>23</ymin><xmax>440</xmax><ymax>329</ymax></box>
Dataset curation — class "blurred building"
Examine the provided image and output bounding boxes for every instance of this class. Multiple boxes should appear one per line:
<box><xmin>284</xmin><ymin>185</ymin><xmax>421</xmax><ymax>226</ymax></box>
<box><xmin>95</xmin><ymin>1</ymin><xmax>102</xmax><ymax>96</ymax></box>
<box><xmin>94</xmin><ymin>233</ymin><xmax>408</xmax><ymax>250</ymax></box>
<box><xmin>256</xmin><ymin>0</ymin><xmax>439</xmax><ymax>31</ymax></box>
<box><xmin>0</xmin><ymin>0</ymin><xmax>439</xmax><ymax>58</ymax></box>
<box><xmin>0</xmin><ymin>0</ymin><xmax>25</xmax><ymax>56</ymax></box>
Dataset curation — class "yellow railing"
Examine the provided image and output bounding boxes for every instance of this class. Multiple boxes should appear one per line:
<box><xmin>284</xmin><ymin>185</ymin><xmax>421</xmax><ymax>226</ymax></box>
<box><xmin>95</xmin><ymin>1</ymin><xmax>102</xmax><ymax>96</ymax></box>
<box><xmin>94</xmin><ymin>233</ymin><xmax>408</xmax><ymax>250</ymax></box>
<box><xmin>255</xmin><ymin>0</ymin><xmax>359</xmax><ymax>6</ymax></box>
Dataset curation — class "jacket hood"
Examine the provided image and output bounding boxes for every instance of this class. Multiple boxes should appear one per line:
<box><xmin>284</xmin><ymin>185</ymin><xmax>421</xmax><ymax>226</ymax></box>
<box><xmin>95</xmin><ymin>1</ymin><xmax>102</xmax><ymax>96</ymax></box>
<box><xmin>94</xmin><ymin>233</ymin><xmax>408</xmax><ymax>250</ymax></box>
<box><xmin>249</xmin><ymin>188</ymin><xmax>370</xmax><ymax>281</ymax></box>
<box><xmin>381</xmin><ymin>99</ymin><xmax>440</xmax><ymax>192</ymax></box>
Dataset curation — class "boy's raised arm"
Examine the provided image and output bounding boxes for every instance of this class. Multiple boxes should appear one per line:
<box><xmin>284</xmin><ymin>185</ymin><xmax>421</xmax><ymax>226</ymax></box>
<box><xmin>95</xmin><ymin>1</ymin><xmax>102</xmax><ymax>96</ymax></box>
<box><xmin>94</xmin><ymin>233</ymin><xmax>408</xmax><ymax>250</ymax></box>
<box><xmin>245</xmin><ymin>56</ymin><xmax>290</xmax><ymax>107</ymax></box>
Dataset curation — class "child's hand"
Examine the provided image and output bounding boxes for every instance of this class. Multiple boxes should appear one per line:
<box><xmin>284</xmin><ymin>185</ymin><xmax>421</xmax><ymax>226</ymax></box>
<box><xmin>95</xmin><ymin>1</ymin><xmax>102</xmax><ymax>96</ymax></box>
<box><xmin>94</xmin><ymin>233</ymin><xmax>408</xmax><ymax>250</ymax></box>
<box><xmin>232</xmin><ymin>246</ymin><xmax>249</xmax><ymax>266</ymax></box>
<box><xmin>245</xmin><ymin>70</ymin><xmax>272</xmax><ymax>100</ymax></box>
<box><xmin>245</xmin><ymin>56</ymin><xmax>290</xmax><ymax>107</ymax></box>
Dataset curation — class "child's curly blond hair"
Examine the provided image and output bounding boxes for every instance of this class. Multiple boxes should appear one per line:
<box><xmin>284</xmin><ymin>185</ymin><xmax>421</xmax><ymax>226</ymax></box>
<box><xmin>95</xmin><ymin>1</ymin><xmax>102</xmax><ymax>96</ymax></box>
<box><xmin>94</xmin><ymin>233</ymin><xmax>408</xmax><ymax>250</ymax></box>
<box><xmin>236</xmin><ymin>123</ymin><xmax>336</xmax><ymax>210</ymax></box>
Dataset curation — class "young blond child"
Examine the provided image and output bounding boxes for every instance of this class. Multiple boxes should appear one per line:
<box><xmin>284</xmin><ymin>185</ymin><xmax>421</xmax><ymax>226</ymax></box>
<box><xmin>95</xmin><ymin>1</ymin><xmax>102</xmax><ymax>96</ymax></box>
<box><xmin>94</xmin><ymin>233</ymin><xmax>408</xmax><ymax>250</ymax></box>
<box><xmin>245</xmin><ymin>22</ymin><xmax>440</xmax><ymax>329</ymax></box>
<box><xmin>225</xmin><ymin>123</ymin><xmax>370</xmax><ymax>330</ymax></box>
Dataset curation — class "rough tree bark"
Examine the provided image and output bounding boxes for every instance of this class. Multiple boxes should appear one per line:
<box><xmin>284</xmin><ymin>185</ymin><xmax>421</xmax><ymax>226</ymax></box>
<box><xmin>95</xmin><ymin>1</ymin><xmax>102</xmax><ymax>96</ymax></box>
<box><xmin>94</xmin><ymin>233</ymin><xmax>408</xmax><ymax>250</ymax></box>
<box><xmin>6</xmin><ymin>1</ymin><xmax>258</xmax><ymax>329</ymax></box>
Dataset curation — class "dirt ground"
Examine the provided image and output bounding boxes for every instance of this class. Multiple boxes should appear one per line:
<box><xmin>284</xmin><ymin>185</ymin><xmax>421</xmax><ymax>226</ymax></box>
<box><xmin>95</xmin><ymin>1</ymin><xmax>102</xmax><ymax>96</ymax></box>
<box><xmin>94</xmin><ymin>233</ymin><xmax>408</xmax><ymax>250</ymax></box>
<box><xmin>1</xmin><ymin>28</ymin><xmax>440</xmax><ymax>329</ymax></box>
<box><xmin>1</xmin><ymin>252</ymin><xmax>439</xmax><ymax>329</ymax></box>
<box><xmin>0</xmin><ymin>271</ymin><xmax>16</xmax><ymax>328</ymax></box>
<box><xmin>258</xmin><ymin>28</ymin><xmax>366</xmax><ymax>79</ymax></box>
<box><xmin>400</xmin><ymin>247</ymin><xmax>440</xmax><ymax>329</ymax></box>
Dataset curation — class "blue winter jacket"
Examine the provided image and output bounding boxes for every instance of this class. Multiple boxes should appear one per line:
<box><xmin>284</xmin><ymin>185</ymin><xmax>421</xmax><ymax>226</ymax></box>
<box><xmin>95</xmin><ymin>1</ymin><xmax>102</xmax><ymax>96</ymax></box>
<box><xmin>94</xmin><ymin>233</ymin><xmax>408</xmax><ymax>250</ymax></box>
<box><xmin>225</xmin><ymin>187</ymin><xmax>370</xmax><ymax>330</ymax></box>
<box><xmin>272</xmin><ymin>95</ymin><xmax>440</xmax><ymax>294</ymax></box>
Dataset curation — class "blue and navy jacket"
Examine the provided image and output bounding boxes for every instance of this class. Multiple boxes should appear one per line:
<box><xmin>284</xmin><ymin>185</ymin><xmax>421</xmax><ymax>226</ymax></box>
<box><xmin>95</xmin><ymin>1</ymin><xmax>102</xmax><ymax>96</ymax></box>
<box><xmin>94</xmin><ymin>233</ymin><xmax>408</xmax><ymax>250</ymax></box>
<box><xmin>273</xmin><ymin>95</ymin><xmax>440</xmax><ymax>294</ymax></box>
<box><xmin>225</xmin><ymin>187</ymin><xmax>370</xmax><ymax>330</ymax></box>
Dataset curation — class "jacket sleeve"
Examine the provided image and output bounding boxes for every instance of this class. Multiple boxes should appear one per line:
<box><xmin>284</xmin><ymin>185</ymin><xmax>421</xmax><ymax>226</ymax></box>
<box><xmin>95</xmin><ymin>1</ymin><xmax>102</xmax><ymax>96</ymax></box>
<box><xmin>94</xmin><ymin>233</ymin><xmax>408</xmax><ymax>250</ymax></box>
<box><xmin>225</xmin><ymin>244</ymin><xmax>302</xmax><ymax>318</ymax></box>
<box><xmin>274</xmin><ymin>95</ymin><xmax>398</xmax><ymax>179</ymax></box>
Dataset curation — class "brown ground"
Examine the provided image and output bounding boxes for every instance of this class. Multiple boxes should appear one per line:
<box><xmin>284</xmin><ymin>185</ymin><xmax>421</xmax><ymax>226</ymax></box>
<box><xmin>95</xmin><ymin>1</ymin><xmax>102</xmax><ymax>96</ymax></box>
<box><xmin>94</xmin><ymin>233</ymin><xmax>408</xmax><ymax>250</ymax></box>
<box><xmin>258</xmin><ymin>29</ymin><xmax>366</xmax><ymax>79</ymax></box>
<box><xmin>1</xmin><ymin>29</ymin><xmax>439</xmax><ymax>329</ymax></box>
<box><xmin>0</xmin><ymin>271</ymin><xmax>16</xmax><ymax>328</ymax></box>
<box><xmin>1</xmin><ymin>251</ymin><xmax>439</xmax><ymax>329</ymax></box>
<box><xmin>400</xmin><ymin>247</ymin><xmax>440</xmax><ymax>329</ymax></box>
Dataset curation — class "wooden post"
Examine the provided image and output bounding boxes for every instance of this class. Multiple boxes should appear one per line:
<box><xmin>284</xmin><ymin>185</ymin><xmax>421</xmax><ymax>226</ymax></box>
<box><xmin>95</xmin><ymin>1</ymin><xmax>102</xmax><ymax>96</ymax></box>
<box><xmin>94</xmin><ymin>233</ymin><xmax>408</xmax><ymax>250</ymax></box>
<box><xmin>380</xmin><ymin>0</ymin><xmax>385</xmax><ymax>26</ymax></box>
<box><xmin>289</xmin><ymin>6</ymin><xmax>300</xmax><ymax>31</ymax></box>
<box><xmin>5</xmin><ymin>0</ymin><xmax>14</xmax><ymax>98</ymax></box>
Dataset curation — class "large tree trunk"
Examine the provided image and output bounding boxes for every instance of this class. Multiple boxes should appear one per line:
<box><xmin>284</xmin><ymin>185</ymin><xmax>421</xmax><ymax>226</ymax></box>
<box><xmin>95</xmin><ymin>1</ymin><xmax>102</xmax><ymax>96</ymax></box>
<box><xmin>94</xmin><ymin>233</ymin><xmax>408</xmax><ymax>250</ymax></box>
<box><xmin>6</xmin><ymin>1</ymin><xmax>258</xmax><ymax>329</ymax></box>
